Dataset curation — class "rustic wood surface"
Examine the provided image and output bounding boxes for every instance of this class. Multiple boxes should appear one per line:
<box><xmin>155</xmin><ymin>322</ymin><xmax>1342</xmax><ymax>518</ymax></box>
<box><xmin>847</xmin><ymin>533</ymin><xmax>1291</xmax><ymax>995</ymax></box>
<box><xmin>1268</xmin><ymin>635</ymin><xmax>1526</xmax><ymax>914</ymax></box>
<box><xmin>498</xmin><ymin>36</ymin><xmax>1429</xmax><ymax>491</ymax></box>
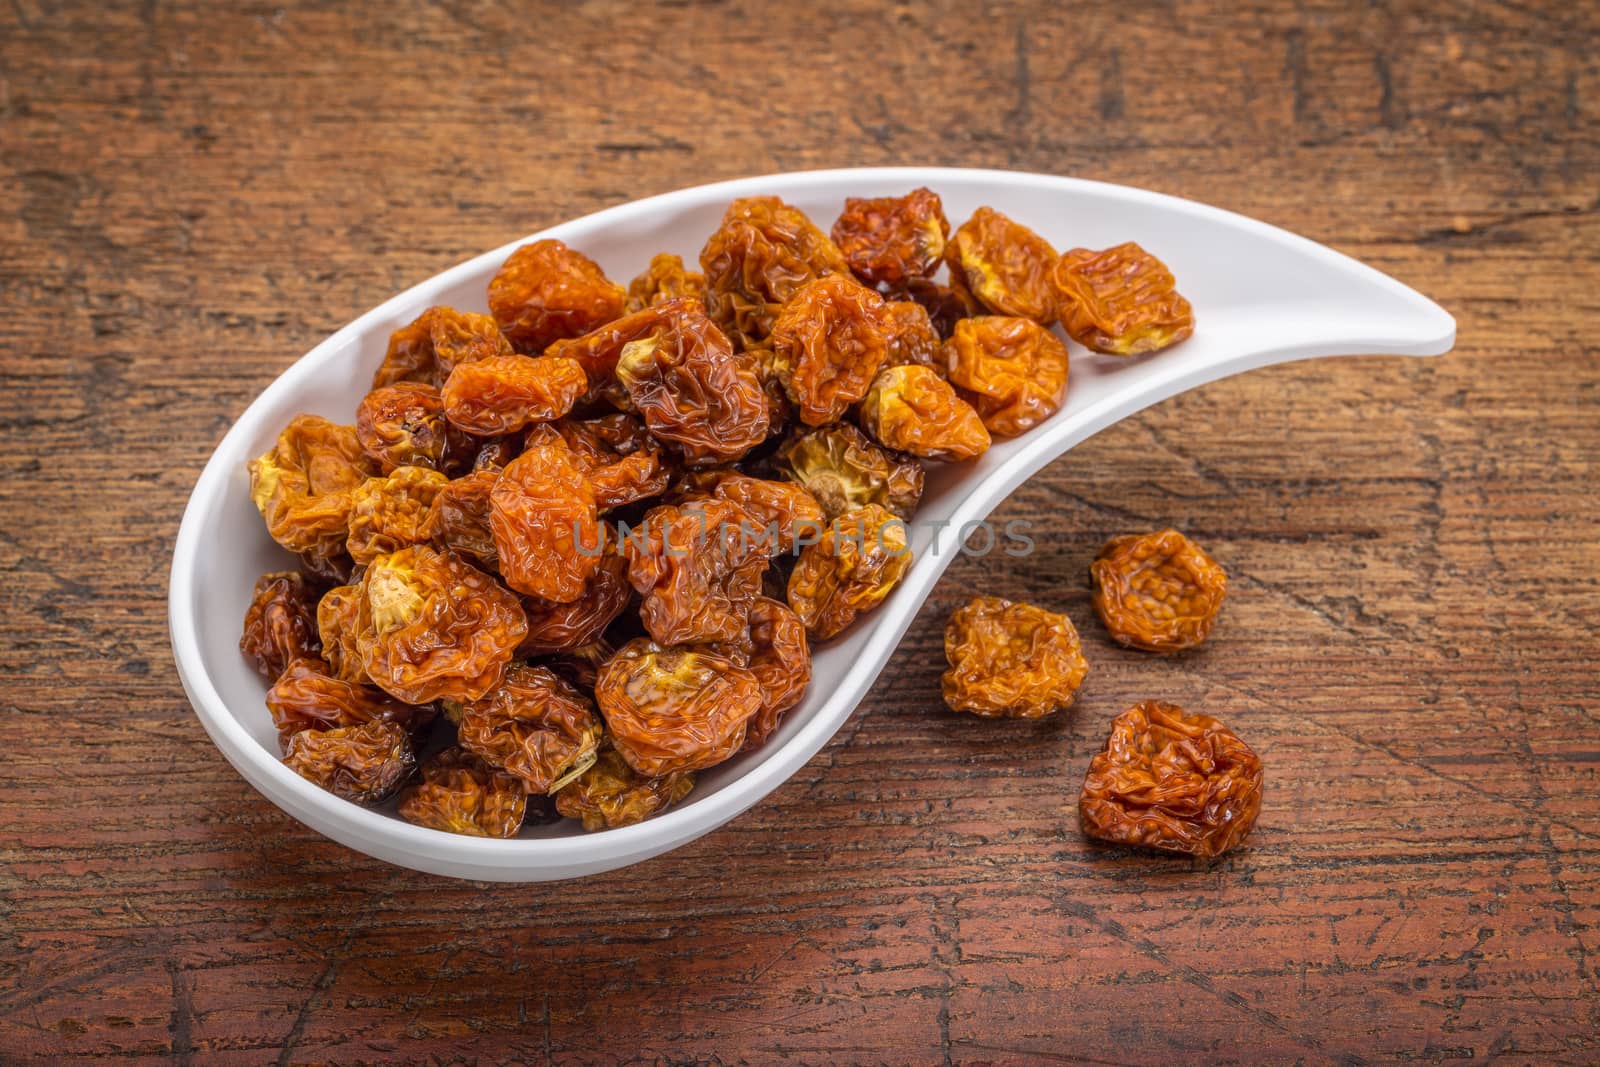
<box><xmin>2</xmin><ymin>0</ymin><xmax>1597</xmax><ymax>1062</ymax></box>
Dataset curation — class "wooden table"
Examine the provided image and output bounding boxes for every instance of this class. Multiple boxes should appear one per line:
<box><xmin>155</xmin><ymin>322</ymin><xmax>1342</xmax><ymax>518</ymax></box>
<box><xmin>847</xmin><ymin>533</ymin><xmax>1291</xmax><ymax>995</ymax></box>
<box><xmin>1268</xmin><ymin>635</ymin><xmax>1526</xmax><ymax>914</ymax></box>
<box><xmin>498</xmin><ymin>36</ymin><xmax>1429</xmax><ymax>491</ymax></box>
<box><xmin>3</xmin><ymin>1</ymin><xmax>1596</xmax><ymax>1061</ymax></box>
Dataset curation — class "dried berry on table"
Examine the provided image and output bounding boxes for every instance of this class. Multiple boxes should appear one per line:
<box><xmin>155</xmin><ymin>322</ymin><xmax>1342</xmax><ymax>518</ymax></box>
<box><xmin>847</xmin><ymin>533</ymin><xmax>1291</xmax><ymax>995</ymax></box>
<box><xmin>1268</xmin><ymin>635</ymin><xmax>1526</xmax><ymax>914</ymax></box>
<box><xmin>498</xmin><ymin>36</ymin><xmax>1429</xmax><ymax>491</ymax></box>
<box><xmin>830</xmin><ymin>187</ymin><xmax>950</xmax><ymax>287</ymax></box>
<box><xmin>250</xmin><ymin>415</ymin><xmax>378</xmax><ymax>560</ymax></box>
<box><xmin>787</xmin><ymin>503</ymin><xmax>912</xmax><ymax>639</ymax></box>
<box><xmin>614</xmin><ymin>306</ymin><xmax>769</xmax><ymax>465</ymax></box>
<box><xmin>441</xmin><ymin>354</ymin><xmax>587</xmax><ymax>435</ymax></box>
<box><xmin>489</xmin><ymin>442</ymin><xmax>603</xmax><ymax>601</ymax></box>
<box><xmin>488</xmin><ymin>239</ymin><xmax>626</xmax><ymax>353</ymax></box>
<box><xmin>595</xmin><ymin>638</ymin><xmax>764</xmax><ymax>776</ymax></box>
<box><xmin>354</xmin><ymin>544</ymin><xmax>528</xmax><ymax>703</ymax></box>
<box><xmin>621</xmin><ymin>498</ymin><xmax>770</xmax><ymax>646</ymax></box>
<box><xmin>457</xmin><ymin>664</ymin><xmax>604</xmax><ymax>794</ymax></box>
<box><xmin>1079</xmin><ymin>701</ymin><xmax>1263</xmax><ymax>858</ymax></box>
<box><xmin>374</xmin><ymin>306</ymin><xmax>514</xmax><ymax>388</ymax></box>
<box><xmin>859</xmin><ymin>364</ymin><xmax>991</xmax><ymax>461</ymax></box>
<box><xmin>282</xmin><ymin>719</ymin><xmax>417</xmax><ymax>805</ymax></box>
<box><xmin>1053</xmin><ymin>242</ymin><xmax>1194</xmax><ymax>355</ymax></box>
<box><xmin>626</xmin><ymin>252</ymin><xmax>706</xmax><ymax>312</ymax></box>
<box><xmin>944</xmin><ymin>316</ymin><xmax>1070</xmax><ymax>437</ymax></box>
<box><xmin>699</xmin><ymin>196</ymin><xmax>850</xmax><ymax>348</ymax></box>
<box><xmin>555</xmin><ymin>745</ymin><xmax>696</xmax><ymax>832</ymax></box>
<box><xmin>240</xmin><ymin>572</ymin><xmax>322</xmax><ymax>680</ymax></box>
<box><xmin>354</xmin><ymin>381</ymin><xmax>454</xmax><ymax>473</ymax></box>
<box><xmin>397</xmin><ymin>747</ymin><xmax>528</xmax><ymax>838</ymax></box>
<box><xmin>777</xmin><ymin>422</ymin><xmax>924</xmax><ymax>520</ymax></box>
<box><xmin>945</xmin><ymin>206</ymin><xmax>1060</xmax><ymax>323</ymax></box>
<box><xmin>266</xmin><ymin>658</ymin><xmax>435</xmax><ymax>746</ymax></box>
<box><xmin>1090</xmin><ymin>529</ymin><xmax>1227</xmax><ymax>652</ymax></box>
<box><xmin>942</xmin><ymin>597</ymin><xmax>1088</xmax><ymax>718</ymax></box>
<box><xmin>768</xmin><ymin>274</ymin><xmax>893</xmax><ymax>427</ymax></box>
<box><xmin>345</xmin><ymin>465</ymin><xmax>449</xmax><ymax>564</ymax></box>
<box><xmin>740</xmin><ymin>596</ymin><xmax>811</xmax><ymax>749</ymax></box>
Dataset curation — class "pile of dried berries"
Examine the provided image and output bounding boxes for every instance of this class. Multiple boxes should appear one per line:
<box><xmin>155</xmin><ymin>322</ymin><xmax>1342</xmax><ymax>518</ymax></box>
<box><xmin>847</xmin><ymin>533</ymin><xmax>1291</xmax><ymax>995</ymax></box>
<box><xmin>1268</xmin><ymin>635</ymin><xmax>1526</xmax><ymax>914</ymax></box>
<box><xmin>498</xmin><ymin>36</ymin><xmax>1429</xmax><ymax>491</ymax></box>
<box><xmin>243</xmin><ymin>187</ymin><xmax>1203</xmax><ymax>842</ymax></box>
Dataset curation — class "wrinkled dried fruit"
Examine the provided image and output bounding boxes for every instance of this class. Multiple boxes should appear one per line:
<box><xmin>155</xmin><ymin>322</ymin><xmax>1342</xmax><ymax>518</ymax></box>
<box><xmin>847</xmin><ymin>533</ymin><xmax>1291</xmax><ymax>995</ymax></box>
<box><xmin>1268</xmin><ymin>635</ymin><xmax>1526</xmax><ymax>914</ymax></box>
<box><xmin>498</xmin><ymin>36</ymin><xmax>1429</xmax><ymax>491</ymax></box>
<box><xmin>860</xmin><ymin>365</ymin><xmax>991</xmax><ymax>461</ymax></box>
<box><xmin>355</xmin><ymin>544</ymin><xmax>527</xmax><ymax>702</ymax></box>
<box><xmin>626</xmin><ymin>252</ymin><xmax>706</xmax><ymax>313</ymax></box>
<box><xmin>769</xmin><ymin>274</ymin><xmax>893</xmax><ymax>427</ymax></box>
<box><xmin>489</xmin><ymin>443</ymin><xmax>603</xmax><ymax>601</ymax></box>
<box><xmin>708</xmin><ymin>473</ymin><xmax>826</xmax><ymax>555</ymax></box>
<box><xmin>614</xmin><ymin>310</ymin><xmax>768</xmax><ymax>465</ymax></box>
<box><xmin>282</xmin><ymin>719</ymin><xmax>416</xmax><ymax>804</ymax></box>
<box><xmin>441</xmin><ymin>354</ymin><xmax>587</xmax><ymax>435</ymax></box>
<box><xmin>397</xmin><ymin>747</ymin><xmax>528</xmax><ymax>838</ymax></box>
<box><xmin>787</xmin><ymin>504</ymin><xmax>912</xmax><ymax>639</ymax></box>
<box><xmin>741</xmin><ymin>597</ymin><xmax>811</xmax><ymax>749</ymax></box>
<box><xmin>699</xmin><ymin>196</ymin><xmax>851</xmax><ymax>348</ymax></box>
<box><xmin>892</xmin><ymin>277</ymin><xmax>977</xmax><ymax>339</ymax></box>
<box><xmin>944</xmin><ymin>316</ymin><xmax>1070</xmax><ymax>437</ymax></box>
<box><xmin>421</xmin><ymin>469</ymin><xmax>500</xmax><ymax>569</ymax></box>
<box><xmin>1091</xmin><ymin>529</ymin><xmax>1227</xmax><ymax>652</ymax></box>
<box><xmin>777</xmin><ymin>422</ymin><xmax>924</xmax><ymax>520</ymax></box>
<box><xmin>266</xmin><ymin>658</ymin><xmax>435</xmax><ymax>745</ymax></box>
<box><xmin>548</xmin><ymin>413</ymin><xmax>672</xmax><ymax>510</ymax></box>
<box><xmin>457</xmin><ymin>664</ymin><xmax>603</xmax><ymax>793</ymax></box>
<box><xmin>298</xmin><ymin>547</ymin><xmax>356</xmax><ymax>587</ymax></box>
<box><xmin>882</xmin><ymin>299</ymin><xmax>944</xmax><ymax>372</ymax></box>
<box><xmin>241</xmin><ymin>572</ymin><xmax>322</xmax><ymax>680</ymax></box>
<box><xmin>1053</xmin><ymin>242</ymin><xmax>1194</xmax><ymax>355</ymax></box>
<box><xmin>355</xmin><ymin>382</ymin><xmax>451</xmax><ymax>472</ymax></box>
<box><xmin>945</xmin><ymin>207</ymin><xmax>1059</xmax><ymax>323</ymax></box>
<box><xmin>941</xmin><ymin>597</ymin><xmax>1088</xmax><ymax>718</ymax></box>
<box><xmin>595</xmin><ymin>639</ymin><xmax>763</xmax><ymax>776</ymax></box>
<box><xmin>1079</xmin><ymin>701</ymin><xmax>1263</xmax><ymax>858</ymax></box>
<box><xmin>467</xmin><ymin>435</ymin><xmax>521</xmax><ymax>473</ymax></box>
<box><xmin>519</xmin><ymin>550</ymin><xmax>631</xmax><ymax>655</ymax></box>
<box><xmin>374</xmin><ymin>307</ymin><xmax>514</xmax><ymax>388</ymax></box>
<box><xmin>316</xmin><ymin>583</ymin><xmax>367</xmax><ymax>684</ymax></box>
<box><xmin>831</xmin><ymin>188</ymin><xmax>950</xmax><ymax>287</ymax></box>
<box><xmin>250</xmin><ymin>415</ymin><xmax>378</xmax><ymax>558</ymax></box>
<box><xmin>621</xmin><ymin>498</ymin><xmax>770</xmax><ymax>646</ymax></box>
<box><xmin>554</xmin><ymin>745</ymin><xmax>695</xmax><ymax>832</ymax></box>
<box><xmin>488</xmin><ymin>239</ymin><xmax>625</xmax><ymax>353</ymax></box>
<box><xmin>346</xmin><ymin>466</ymin><xmax>449</xmax><ymax>564</ymax></box>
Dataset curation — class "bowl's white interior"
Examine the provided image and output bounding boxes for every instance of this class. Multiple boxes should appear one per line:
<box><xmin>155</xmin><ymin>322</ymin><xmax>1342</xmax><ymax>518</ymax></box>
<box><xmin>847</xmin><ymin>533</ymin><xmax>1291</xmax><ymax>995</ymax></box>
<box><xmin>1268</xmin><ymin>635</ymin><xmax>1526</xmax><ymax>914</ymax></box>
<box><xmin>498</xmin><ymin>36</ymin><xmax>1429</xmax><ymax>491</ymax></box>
<box><xmin>172</xmin><ymin>167</ymin><xmax>1453</xmax><ymax>878</ymax></box>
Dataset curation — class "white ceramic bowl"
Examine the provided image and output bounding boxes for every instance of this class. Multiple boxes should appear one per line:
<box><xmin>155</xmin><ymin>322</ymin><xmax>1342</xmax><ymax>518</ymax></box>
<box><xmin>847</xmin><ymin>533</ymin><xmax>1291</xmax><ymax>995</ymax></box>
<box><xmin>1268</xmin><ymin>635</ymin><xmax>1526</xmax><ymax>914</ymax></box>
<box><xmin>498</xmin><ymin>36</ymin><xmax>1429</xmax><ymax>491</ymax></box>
<box><xmin>169</xmin><ymin>167</ymin><xmax>1454</xmax><ymax>881</ymax></box>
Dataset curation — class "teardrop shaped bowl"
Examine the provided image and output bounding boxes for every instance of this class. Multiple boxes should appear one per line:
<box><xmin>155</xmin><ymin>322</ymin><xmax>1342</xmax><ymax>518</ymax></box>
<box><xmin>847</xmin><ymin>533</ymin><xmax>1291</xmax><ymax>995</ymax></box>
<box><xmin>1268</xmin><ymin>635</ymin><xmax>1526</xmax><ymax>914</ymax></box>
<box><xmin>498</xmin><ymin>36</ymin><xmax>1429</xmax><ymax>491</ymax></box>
<box><xmin>169</xmin><ymin>167</ymin><xmax>1455</xmax><ymax>881</ymax></box>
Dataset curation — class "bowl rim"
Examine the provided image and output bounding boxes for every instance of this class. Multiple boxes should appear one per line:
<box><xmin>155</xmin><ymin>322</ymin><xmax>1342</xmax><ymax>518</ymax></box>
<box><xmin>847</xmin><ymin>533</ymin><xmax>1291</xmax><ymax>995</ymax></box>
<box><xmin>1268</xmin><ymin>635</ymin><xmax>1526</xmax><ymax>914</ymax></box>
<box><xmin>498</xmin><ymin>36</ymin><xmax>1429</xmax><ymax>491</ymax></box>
<box><xmin>169</xmin><ymin>165</ymin><xmax>1454</xmax><ymax>874</ymax></box>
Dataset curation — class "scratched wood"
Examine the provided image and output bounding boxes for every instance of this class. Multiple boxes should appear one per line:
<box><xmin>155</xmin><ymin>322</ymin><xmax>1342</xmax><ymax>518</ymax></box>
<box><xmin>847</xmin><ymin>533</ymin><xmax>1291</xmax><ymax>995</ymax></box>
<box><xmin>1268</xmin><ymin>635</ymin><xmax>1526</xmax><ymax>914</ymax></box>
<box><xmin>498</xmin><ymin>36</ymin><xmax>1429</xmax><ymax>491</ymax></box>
<box><xmin>1</xmin><ymin>0</ymin><xmax>1597</xmax><ymax>1062</ymax></box>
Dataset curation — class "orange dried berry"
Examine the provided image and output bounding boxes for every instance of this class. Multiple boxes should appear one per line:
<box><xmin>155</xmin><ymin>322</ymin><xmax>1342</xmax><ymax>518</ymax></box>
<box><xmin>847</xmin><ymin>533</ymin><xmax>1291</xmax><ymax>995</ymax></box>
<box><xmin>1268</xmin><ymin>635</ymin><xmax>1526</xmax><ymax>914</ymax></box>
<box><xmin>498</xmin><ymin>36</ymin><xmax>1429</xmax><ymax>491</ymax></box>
<box><xmin>945</xmin><ymin>207</ymin><xmax>1060</xmax><ymax>323</ymax></box>
<box><xmin>1052</xmin><ymin>242</ymin><xmax>1194</xmax><ymax>356</ymax></box>
<box><xmin>595</xmin><ymin>639</ymin><xmax>764</xmax><ymax>777</ymax></box>
<box><xmin>1079</xmin><ymin>701</ymin><xmax>1263</xmax><ymax>859</ymax></box>
<box><xmin>881</xmin><ymin>299</ymin><xmax>944</xmax><ymax>372</ymax></box>
<box><xmin>518</xmin><ymin>548</ymin><xmax>631</xmax><ymax>656</ymax></box>
<box><xmin>441</xmin><ymin>354</ymin><xmax>586</xmax><ymax>435</ymax></box>
<box><xmin>769</xmin><ymin>274</ymin><xmax>894</xmax><ymax>427</ymax></box>
<box><xmin>316</xmin><ymin>583</ymin><xmax>367</xmax><ymax>684</ymax></box>
<box><xmin>776</xmin><ymin>422</ymin><xmax>924</xmax><ymax>521</ymax></box>
<box><xmin>457</xmin><ymin>664</ymin><xmax>604</xmax><ymax>794</ymax></box>
<box><xmin>345</xmin><ymin>465</ymin><xmax>449</xmax><ymax>564</ymax></box>
<box><xmin>374</xmin><ymin>306</ymin><xmax>513</xmax><ymax>389</ymax></box>
<box><xmin>787</xmin><ymin>504</ymin><xmax>912</xmax><ymax>639</ymax></box>
<box><xmin>488</xmin><ymin>239</ymin><xmax>625</xmax><ymax>353</ymax></box>
<box><xmin>355</xmin><ymin>381</ymin><xmax>451</xmax><ymax>472</ymax></box>
<box><xmin>708</xmin><ymin>472</ymin><xmax>826</xmax><ymax>556</ymax></box>
<box><xmin>830</xmin><ymin>187</ymin><xmax>950</xmax><ymax>287</ymax></box>
<box><xmin>266</xmin><ymin>658</ymin><xmax>436</xmax><ymax>746</ymax></box>
<box><xmin>625</xmin><ymin>252</ymin><xmax>706</xmax><ymax>313</ymax></box>
<box><xmin>740</xmin><ymin>597</ymin><xmax>811</xmax><ymax>750</ymax></box>
<box><xmin>420</xmin><ymin>468</ymin><xmax>500</xmax><ymax>569</ymax></box>
<box><xmin>699</xmin><ymin>196</ymin><xmax>851</xmax><ymax>349</ymax></box>
<box><xmin>355</xmin><ymin>544</ymin><xmax>527</xmax><ymax>703</ymax></box>
<box><xmin>240</xmin><ymin>572</ymin><xmax>322</xmax><ymax>681</ymax></box>
<box><xmin>397</xmin><ymin>747</ymin><xmax>528</xmax><ymax>839</ymax></box>
<box><xmin>1090</xmin><ymin>529</ymin><xmax>1227</xmax><ymax>653</ymax></box>
<box><xmin>944</xmin><ymin>316</ymin><xmax>1070</xmax><ymax>437</ymax></box>
<box><xmin>554</xmin><ymin>745</ymin><xmax>696</xmax><ymax>832</ymax></box>
<box><xmin>621</xmin><ymin>498</ymin><xmax>770</xmax><ymax>646</ymax></box>
<box><xmin>941</xmin><ymin>597</ymin><xmax>1088</xmax><ymax>719</ymax></box>
<box><xmin>249</xmin><ymin>414</ymin><xmax>378</xmax><ymax>559</ymax></box>
<box><xmin>489</xmin><ymin>442</ymin><xmax>603</xmax><ymax>602</ymax></box>
<box><xmin>859</xmin><ymin>364</ymin><xmax>991</xmax><ymax>461</ymax></box>
<box><xmin>282</xmin><ymin>719</ymin><xmax>416</xmax><ymax>805</ymax></box>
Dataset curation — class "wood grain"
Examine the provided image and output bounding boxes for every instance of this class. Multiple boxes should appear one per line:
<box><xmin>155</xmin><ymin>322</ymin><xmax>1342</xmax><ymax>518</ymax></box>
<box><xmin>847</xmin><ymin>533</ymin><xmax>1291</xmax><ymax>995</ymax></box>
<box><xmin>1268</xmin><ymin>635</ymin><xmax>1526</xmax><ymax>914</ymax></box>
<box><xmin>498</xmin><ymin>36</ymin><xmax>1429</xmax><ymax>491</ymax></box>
<box><xmin>2</xmin><ymin>0</ymin><xmax>1597</xmax><ymax>1061</ymax></box>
